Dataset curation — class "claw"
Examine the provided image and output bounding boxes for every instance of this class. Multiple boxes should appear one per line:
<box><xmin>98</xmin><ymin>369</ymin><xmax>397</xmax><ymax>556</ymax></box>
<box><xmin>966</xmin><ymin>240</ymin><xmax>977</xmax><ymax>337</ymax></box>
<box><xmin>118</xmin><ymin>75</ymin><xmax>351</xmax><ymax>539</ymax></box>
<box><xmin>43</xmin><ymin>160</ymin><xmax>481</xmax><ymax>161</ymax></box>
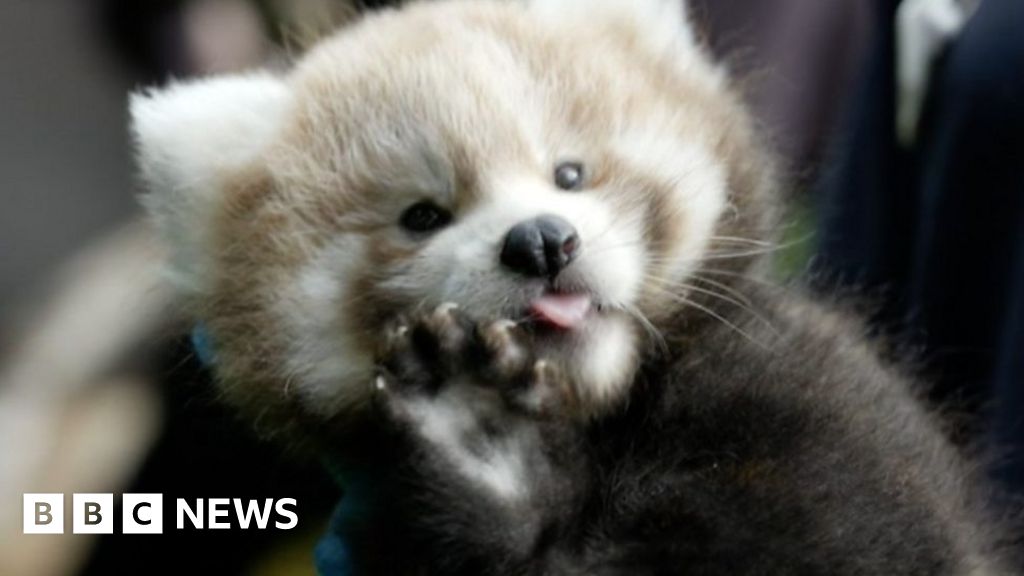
<box><xmin>387</xmin><ymin>324</ymin><xmax>409</xmax><ymax>345</ymax></box>
<box><xmin>481</xmin><ymin>319</ymin><xmax>528</xmax><ymax>379</ymax></box>
<box><xmin>515</xmin><ymin>359</ymin><xmax>572</xmax><ymax>414</ymax></box>
<box><xmin>435</xmin><ymin>302</ymin><xmax>459</xmax><ymax>315</ymax></box>
<box><xmin>426</xmin><ymin>303</ymin><xmax>460</xmax><ymax>331</ymax></box>
<box><xmin>533</xmin><ymin>359</ymin><xmax>555</xmax><ymax>383</ymax></box>
<box><xmin>418</xmin><ymin>303</ymin><xmax>469</xmax><ymax>360</ymax></box>
<box><xmin>380</xmin><ymin>318</ymin><xmax>410</xmax><ymax>358</ymax></box>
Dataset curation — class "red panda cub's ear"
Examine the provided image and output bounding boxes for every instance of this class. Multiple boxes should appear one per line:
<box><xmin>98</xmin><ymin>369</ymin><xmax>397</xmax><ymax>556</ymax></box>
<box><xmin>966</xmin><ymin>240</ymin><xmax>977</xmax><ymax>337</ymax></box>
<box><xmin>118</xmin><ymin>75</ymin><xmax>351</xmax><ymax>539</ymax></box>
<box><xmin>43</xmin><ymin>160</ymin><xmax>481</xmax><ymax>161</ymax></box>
<box><xmin>129</xmin><ymin>73</ymin><xmax>291</xmax><ymax>295</ymax></box>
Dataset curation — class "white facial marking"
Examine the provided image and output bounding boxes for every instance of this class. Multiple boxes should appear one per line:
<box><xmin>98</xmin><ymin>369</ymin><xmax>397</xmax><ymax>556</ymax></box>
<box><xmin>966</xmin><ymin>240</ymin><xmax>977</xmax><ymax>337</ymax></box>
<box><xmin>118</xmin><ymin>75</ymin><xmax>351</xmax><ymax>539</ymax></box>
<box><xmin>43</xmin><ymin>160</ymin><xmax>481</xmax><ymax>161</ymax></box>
<box><xmin>280</xmin><ymin>235</ymin><xmax>375</xmax><ymax>415</ymax></box>
<box><xmin>612</xmin><ymin>133</ymin><xmax>729</xmax><ymax>283</ymax></box>
<box><xmin>574</xmin><ymin>318</ymin><xmax>637</xmax><ymax>404</ymax></box>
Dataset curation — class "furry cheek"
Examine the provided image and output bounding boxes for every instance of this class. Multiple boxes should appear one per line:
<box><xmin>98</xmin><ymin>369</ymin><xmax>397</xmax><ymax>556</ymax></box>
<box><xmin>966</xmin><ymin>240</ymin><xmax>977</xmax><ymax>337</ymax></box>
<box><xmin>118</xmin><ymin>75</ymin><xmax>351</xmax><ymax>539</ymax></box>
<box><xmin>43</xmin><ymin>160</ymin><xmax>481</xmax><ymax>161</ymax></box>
<box><xmin>276</xmin><ymin>234</ymin><xmax>377</xmax><ymax>417</ymax></box>
<box><xmin>611</xmin><ymin>135</ymin><xmax>730</xmax><ymax>309</ymax></box>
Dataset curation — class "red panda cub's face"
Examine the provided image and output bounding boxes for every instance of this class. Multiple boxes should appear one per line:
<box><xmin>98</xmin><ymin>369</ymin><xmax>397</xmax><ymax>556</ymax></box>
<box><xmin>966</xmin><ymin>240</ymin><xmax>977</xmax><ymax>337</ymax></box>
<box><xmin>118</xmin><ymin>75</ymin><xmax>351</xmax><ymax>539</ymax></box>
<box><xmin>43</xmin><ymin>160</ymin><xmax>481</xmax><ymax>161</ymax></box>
<box><xmin>132</xmin><ymin>0</ymin><xmax>773</xmax><ymax>432</ymax></box>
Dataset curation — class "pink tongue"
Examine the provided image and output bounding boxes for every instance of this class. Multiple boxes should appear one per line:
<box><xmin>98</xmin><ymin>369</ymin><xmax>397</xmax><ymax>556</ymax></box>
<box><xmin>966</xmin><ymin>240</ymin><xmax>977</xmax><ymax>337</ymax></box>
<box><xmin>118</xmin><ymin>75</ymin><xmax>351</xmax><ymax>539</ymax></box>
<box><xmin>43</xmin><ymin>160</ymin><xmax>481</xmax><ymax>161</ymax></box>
<box><xmin>529</xmin><ymin>293</ymin><xmax>593</xmax><ymax>330</ymax></box>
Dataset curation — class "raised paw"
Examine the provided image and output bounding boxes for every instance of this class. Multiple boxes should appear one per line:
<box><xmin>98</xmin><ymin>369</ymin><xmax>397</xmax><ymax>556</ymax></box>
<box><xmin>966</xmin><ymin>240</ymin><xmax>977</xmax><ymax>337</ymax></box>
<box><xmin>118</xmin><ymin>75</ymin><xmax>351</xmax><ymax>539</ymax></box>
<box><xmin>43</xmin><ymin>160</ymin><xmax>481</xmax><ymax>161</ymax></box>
<box><xmin>374</xmin><ymin>305</ymin><xmax>576</xmax><ymax>418</ymax></box>
<box><xmin>376</xmin><ymin>302</ymin><xmax>474</xmax><ymax>393</ymax></box>
<box><xmin>475</xmin><ymin>321</ymin><xmax>575</xmax><ymax>415</ymax></box>
<box><xmin>472</xmin><ymin>319</ymin><xmax>574</xmax><ymax>414</ymax></box>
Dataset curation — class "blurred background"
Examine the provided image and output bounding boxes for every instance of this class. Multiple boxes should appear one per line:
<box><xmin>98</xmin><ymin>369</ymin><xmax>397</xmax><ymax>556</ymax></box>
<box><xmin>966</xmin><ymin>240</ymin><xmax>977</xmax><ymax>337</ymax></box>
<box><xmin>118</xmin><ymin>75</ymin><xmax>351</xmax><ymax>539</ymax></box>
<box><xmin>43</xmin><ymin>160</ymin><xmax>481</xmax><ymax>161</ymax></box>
<box><xmin>0</xmin><ymin>0</ymin><xmax>1020</xmax><ymax>574</ymax></box>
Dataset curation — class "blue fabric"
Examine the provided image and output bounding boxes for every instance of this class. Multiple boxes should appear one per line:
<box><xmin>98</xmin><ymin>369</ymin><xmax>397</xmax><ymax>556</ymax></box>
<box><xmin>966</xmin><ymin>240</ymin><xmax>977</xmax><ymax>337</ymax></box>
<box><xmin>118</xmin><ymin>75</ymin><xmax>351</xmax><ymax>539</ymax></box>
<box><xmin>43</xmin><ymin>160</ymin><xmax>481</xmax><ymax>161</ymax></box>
<box><xmin>315</xmin><ymin>462</ymin><xmax>377</xmax><ymax>576</ymax></box>
<box><xmin>315</xmin><ymin>502</ymin><xmax>355</xmax><ymax>576</ymax></box>
<box><xmin>190</xmin><ymin>323</ymin><xmax>217</xmax><ymax>366</ymax></box>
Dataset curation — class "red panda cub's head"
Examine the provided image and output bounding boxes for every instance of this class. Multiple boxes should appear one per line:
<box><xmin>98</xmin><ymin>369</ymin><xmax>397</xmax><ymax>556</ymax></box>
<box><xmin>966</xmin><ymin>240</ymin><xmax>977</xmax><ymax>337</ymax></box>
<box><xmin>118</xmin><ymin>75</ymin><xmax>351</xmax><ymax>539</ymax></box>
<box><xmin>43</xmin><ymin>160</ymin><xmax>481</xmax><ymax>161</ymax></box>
<box><xmin>131</xmin><ymin>0</ymin><xmax>775</xmax><ymax>437</ymax></box>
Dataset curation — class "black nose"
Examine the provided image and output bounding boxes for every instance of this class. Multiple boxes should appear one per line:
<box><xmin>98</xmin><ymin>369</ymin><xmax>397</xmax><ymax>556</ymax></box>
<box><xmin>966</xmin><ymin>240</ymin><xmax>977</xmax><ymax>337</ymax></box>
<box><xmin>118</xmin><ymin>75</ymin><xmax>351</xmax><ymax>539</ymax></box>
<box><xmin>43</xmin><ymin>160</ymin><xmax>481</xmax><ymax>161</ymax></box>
<box><xmin>500</xmin><ymin>215</ymin><xmax>581</xmax><ymax>279</ymax></box>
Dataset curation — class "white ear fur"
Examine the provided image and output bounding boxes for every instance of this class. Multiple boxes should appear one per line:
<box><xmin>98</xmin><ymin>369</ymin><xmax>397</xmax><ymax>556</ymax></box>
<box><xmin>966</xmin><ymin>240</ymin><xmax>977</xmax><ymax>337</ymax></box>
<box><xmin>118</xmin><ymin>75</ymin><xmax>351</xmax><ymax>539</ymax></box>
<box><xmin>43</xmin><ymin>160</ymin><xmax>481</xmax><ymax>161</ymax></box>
<box><xmin>530</xmin><ymin>0</ymin><xmax>699</xmax><ymax>54</ymax></box>
<box><xmin>130</xmin><ymin>73</ymin><xmax>291</xmax><ymax>294</ymax></box>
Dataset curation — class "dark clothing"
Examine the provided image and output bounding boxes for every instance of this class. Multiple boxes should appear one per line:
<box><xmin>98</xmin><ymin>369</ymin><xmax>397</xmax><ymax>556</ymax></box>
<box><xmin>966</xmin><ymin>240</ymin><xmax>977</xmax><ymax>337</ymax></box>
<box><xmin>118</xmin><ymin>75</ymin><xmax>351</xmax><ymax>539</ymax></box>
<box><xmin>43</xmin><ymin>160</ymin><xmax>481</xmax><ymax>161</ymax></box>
<box><xmin>815</xmin><ymin>0</ymin><xmax>1024</xmax><ymax>484</ymax></box>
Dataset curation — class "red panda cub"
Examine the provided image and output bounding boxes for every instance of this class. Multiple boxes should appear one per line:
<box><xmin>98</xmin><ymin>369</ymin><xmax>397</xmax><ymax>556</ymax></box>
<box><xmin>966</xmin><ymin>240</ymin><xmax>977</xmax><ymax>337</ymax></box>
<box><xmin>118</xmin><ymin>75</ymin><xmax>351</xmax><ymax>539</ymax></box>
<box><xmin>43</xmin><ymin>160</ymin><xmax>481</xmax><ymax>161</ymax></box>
<box><xmin>130</xmin><ymin>0</ymin><xmax>1013</xmax><ymax>573</ymax></box>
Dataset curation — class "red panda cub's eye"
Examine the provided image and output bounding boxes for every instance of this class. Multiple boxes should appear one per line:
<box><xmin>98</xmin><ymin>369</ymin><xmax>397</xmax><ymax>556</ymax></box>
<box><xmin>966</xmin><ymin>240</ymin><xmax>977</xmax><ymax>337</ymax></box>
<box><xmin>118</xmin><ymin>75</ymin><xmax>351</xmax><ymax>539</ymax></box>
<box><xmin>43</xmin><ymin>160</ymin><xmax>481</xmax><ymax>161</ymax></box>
<box><xmin>400</xmin><ymin>201</ymin><xmax>452</xmax><ymax>234</ymax></box>
<box><xmin>554</xmin><ymin>161</ymin><xmax>586</xmax><ymax>191</ymax></box>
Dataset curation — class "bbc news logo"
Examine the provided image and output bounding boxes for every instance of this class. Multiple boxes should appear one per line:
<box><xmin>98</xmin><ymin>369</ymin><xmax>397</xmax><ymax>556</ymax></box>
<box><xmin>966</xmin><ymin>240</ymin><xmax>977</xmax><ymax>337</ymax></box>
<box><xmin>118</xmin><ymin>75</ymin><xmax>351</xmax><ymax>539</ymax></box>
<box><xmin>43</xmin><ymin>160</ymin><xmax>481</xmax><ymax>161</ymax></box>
<box><xmin>23</xmin><ymin>494</ymin><xmax>298</xmax><ymax>534</ymax></box>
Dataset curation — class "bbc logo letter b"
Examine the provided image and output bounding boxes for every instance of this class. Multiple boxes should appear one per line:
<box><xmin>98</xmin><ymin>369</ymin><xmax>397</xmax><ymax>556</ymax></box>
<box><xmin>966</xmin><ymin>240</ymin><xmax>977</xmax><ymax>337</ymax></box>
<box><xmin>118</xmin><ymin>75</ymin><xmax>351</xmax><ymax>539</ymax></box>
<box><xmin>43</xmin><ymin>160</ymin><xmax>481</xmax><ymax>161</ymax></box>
<box><xmin>24</xmin><ymin>494</ymin><xmax>63</xmax><ymax>534</ymax></box>
<box><xmin>73</xmin><ymin>493</ymin><xmax>114</xmax><ymax>534</ymax></box>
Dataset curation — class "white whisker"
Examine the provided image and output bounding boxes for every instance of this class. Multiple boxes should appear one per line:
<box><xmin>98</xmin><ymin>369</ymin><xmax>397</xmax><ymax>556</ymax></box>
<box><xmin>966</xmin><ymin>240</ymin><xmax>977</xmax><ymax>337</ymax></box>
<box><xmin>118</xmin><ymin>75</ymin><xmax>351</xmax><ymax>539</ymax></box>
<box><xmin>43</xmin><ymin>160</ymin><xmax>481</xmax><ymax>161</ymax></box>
<box><xmin>639</xmin><ymin>273</ymin><xmax>778</xmax><ymax>343</ymax></box>
<box><xmin>619</xmin><ymin>303</ymin><xmax>668</xmax><ymax>356</ymax></box>
<box><xmin>674</xmin><ymin>295</ymin><xmax>771</xmax><ymax>351</ymax></box>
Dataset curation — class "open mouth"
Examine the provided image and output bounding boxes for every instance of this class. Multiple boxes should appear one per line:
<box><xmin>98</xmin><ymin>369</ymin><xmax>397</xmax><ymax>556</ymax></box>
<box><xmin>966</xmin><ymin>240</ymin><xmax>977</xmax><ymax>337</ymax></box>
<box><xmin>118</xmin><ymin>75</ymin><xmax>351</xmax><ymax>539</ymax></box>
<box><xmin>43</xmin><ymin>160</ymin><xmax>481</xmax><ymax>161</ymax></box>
<box><xmin>527</xmin><ymin>291</ymin><xmax>593</xmax><ymax>331</ymax></box>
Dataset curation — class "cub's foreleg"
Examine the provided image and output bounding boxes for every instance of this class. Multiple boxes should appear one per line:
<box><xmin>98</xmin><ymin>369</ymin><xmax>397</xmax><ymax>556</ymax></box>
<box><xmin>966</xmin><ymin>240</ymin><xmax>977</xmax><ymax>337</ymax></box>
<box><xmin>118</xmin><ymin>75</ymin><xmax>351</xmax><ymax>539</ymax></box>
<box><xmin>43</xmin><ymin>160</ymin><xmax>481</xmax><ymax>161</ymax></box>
<box><xmin>370</xmin><ymin>304</ymin><xmax>586</xmax><ymax>575</ymax></box>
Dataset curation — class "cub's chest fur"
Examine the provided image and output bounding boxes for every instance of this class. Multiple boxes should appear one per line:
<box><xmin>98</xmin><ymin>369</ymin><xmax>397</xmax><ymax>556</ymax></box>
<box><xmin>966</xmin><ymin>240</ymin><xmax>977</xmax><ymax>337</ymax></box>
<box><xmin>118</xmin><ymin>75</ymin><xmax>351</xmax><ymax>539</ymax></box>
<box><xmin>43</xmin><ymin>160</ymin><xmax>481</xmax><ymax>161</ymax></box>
<box><xmin>130</xmin><ymin>0</ymin><xmax>1012</xmax><ymax>574</ymax></box>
